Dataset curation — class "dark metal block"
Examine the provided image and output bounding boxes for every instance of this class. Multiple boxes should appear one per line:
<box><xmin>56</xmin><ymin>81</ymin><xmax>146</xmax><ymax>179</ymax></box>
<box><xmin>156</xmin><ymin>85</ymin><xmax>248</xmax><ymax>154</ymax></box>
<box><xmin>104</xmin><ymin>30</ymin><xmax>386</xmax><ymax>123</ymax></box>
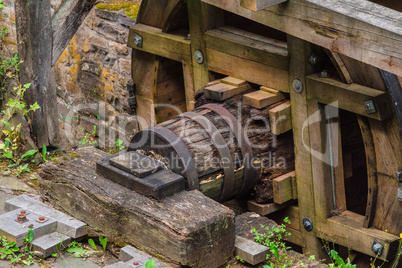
<box><xmin>96</xmin><ymin>155</ymin><xmax>185</xmax><ymax>200</ymax></box>
<box><xmin>109</xmin><ymin>151</ymin><xmax>163</xmax><ymax>178</ymax></box>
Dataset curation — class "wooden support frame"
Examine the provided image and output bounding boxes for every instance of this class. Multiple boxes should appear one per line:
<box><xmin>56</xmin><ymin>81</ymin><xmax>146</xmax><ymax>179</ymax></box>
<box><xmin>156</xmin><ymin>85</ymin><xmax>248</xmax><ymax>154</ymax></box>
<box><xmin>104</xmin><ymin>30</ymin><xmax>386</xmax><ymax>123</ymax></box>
<box><xmin>306</xmin><ymin>74</ymin><xmax>392</xmax><ymax>121</ymax></box>
<box><xmin>128</xmin><ymin>24</ymin><xmax>192</xmax><ymax>63</ymax></box>
<box><xmin>201</xmin><ymin>0</ymin><xmax>402</xmax><ymax>77</ymax></box>
<box><xmin>204</xmin><ymin>26</ymin><xmax>289</xmax><ymax>71</ymax></box>
<box><xmin>207</xmin><ymin>49</ymin><xmax>289</xmax><ymax>92</ymax></box>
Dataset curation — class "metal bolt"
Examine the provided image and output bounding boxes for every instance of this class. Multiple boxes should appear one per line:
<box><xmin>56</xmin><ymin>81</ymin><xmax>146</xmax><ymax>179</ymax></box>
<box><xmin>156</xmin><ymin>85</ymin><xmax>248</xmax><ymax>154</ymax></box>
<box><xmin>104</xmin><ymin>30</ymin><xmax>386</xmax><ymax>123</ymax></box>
<box><xmin>194</xmin><ymin>50</ymin><xmax>204</xmax><ymax>64</ymax></box>
<box><xmin>292</xmin><ymin>78</ymin><xmax>303</xmax><ymax>94</ymax></box>
<box><xmin>397</xmin><ymin>167</ymin><xmax>402</xmax><ymax>182</ymax></box>
<box><xmin>185</xmin><ymin>33</ymin><xmax>191</xmax><ymax>40</ymax></box>
<box><xmin>302</xmin><ymin>217</ymin><xmax>313</xmax><ymax>231</ymax></box>
<box><xmin>20</xmin><ymin>210</ymin><xmax>26</xmax><ymax>214</ymax></box>
<box><xmin>372</xmin><ymin>240</ymin><xmax>383</xmax><ymax>256</ymax></box>
<box><xmin>133</xmin><ymin>33</ymin><xmax>143</xmax><ymax>48</ymax></box>
<box><xmin>308</xmin><ymin>53</ymin><xmax>319</xmax><ymax>66</ymax></box>
<box><xmin>38</xmin><ymin>217</ymin><xmax>45</xmax><ymax>222</ymax></box>
<box><xmin>398</xmin><ymin>188</ymin><xmax>402</xmax><ymax>201</ymax></box>
<box><xmin>319</xmin><ymin>70</ymin><xmax>332</xmax><ymax>78</ymax></box>
<box><xmin>364</xmin><ymin>100</ymin><xmax>376</xmax><ymax>114</ymax></box>
<box><xmin>133</xmin><ymin>261</ymin><xmax>139</xmax><ymax>265</ymax></box>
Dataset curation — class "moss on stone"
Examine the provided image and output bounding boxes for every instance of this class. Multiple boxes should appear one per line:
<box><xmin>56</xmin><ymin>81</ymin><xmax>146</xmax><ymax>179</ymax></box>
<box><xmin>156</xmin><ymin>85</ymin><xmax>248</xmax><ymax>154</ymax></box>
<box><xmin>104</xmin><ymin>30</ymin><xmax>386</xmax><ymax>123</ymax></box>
<box><xmin>96</xmin><ymin>1</ymin><xmax>140</xmax><ymax>19</ymax></box>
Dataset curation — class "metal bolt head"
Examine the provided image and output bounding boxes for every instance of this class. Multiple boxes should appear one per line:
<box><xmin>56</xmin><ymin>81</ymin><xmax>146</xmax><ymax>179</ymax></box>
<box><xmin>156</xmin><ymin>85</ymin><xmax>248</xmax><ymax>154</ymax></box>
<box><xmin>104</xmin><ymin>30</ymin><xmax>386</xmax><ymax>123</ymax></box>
<box><xmin>133</xmin><ymin>33</ymin><xmax>143</xmax><ymax>48</ymax></box>
<box><xmin>38</xmin><ymin>216</ymin><xmax>45</xmax><ymax>222</ymax></box>
<box><xmin>364</xmin><ymin>100</ymin><xmax>376</xmax><ymax>114</ymax></box>
<box><xmin>302</xmin><ymin>217</ymin><xmax>313</xmax><ymax>231</ymax></box>
<box><xmin>372</xmin><ymin>240</ymin><xmax>383</xmax><ymax>256</ymax></box>
<box><xmin>292</xmin><ymin>78</ymin><xmax>303</xmax><ymax>94</ymax></box>
<box><xmin>398</xmin><ymin>188</ymin><xmax>402</xmax><ymax>201</ymax></box>
<box><xmin>185</xmin><ymin>33</ymin><xmax>191</xmax><ymax>40</ymax></box>
<box><xmin>20</xmin><ymin>210</ymin><xmax>26</xmax><ymax>214</ymax></box>
<box><xmin>308</xmin><ymin>53</ymin><xmax>319</xmax><ymax>66</ymax></box>
<box><xmin>132</xmin><ymin>261</ymin><xmax>139</xmax><ymax>265</ymax></box>
<box><xmin>194</xmin><ymin>50</ymin><xmax>204</xmax><ymax>64</ymax></box>
<box><xmin>397</xmin><ymin>167</ymin><xmax>402</xmax><ymax>182</ymax></box>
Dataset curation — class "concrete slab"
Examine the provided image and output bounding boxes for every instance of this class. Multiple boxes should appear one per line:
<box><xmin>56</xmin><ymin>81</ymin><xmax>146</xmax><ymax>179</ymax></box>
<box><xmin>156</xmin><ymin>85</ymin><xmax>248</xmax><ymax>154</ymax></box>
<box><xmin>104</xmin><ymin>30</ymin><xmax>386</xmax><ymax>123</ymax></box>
<box><xmin>5</xmin><ymin>194</ymin><xmax>87</xmax><ymax>238</ymax></box>
<box><xmin>31</xmin><ymin>232</ymin><xmax>71</xmax><ymax>258</ymax></box>
<box><xmin>0</xmin><ymin>209</ymin><xmax>57</xmax><ymax>247</ymax></box>
<box><xmin>119</xmin><ymin>245</ymin><xmax>171</xmax><ymax>268</ymax></box>
<box><xmin>104</xmin><ymin>262</ymin><xmax>128</xmax><ymax>268</ymax></box>
<box><xmin>235</xmin><ymin>235</ymin><xmax>269</xmax><ymax>265</ymax></box>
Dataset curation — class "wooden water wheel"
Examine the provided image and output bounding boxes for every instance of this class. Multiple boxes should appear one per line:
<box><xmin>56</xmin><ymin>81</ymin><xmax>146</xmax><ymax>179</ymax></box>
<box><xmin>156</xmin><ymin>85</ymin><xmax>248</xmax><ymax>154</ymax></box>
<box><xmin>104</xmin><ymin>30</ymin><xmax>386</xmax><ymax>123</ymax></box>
<box><xmin>127</xmin><ymin>0</ymin><xmax>402</xmax><ymax>265</ymax></box>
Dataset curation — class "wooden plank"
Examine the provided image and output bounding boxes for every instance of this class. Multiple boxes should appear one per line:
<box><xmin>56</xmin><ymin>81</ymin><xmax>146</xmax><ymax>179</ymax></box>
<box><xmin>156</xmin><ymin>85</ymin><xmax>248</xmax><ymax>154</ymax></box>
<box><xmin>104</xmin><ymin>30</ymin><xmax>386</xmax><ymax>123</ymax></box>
<box><xmin>128</xmin><ymin>24</ymin><xmax>191</xmax><ymax>63</ymax></box>
<box><xmin>205</xmin><ymin>82</ymin><xmax>250</xmax><ymax>101</ymax></box>
<box><xmin>324</xmin><ymin>50</ymin><xmax>353</xmax><ymax>84</ymax></box>
<box><xmin>207</xmin><ymin>49</ymin><xmax>289</xmax><ymax>92</ymax></box>
<box><xmin>240</xmin><ymin>0</ymin><xmax>288</xmax><ymax>11</ymax></box>
<box><xmin>51</xmin><ymin>0</ymin><xmax>97</xmax><ymax>66</ymax></box>
<box><xmin>247</xmin><ymin>200</ymin><xmax>294</xmax><ymax>216</ymax></box>
<box><xmin>269</xmin><ymin>100</ymin><xmax>292</xmax><ymax>135</ymax></box>
<box><xmin>273</xmin><ymin>171</ymin><xmax>296</xmax><ymax>204</ymax></box>
<box><xmin>306</xmin><ymin>74</ymin><xmax>393</xmax><ymax>121</ymax></box>
<box><xmin>201</xmin><ymin>0</ymin><xmax>402</xmax><ymax>77</ymax></box>
<box><xmin>204</xmin><ymin>27</ymin><xmax>289</xmax><ymax>71</ymax></box>
<box><xmin>243</xmin><ymin>90</ymin><xmax>286</xmax><ymax>109</ymax></box>
<box><xmin>136</xmin><ymin>95</ymin><xmax>156</xmax><ymax>129</ymax></box>
<box><xmin>182</xmin><ymin>61</ymin><xmax>195</xmax><ymax>111</ymax></box>
<box><xmin>317</xmin><ymin>211</ymin><xmax>400</xmax><ymax>260</ymax></box>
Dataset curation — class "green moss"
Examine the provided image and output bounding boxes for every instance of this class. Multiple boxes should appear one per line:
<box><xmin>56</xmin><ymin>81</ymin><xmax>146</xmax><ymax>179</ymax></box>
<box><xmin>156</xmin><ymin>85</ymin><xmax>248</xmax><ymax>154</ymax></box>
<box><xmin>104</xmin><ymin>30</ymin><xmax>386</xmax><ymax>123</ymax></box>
<box><xmin>96</xmin><ymin>3</ymin><xmax>140</xmax><ymax>19</ymax></box>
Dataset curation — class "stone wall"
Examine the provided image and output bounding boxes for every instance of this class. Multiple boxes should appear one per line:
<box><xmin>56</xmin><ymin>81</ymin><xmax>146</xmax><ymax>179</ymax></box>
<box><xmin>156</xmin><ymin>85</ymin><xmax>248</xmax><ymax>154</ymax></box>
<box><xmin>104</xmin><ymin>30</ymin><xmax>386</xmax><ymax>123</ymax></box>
<box><xmin>1</xmin><ymin>2</ymin><xmax>139</xmax><ymax>149</ymax></box>
<box><xmin>54</xmin><ymin>8</ymin><xmax>138</xmax><ymax>149</ymax></box>
<box><xmin>1</xmin><ymin>0</ymin><xmax>17</xmax><ymax>58</ymax></box>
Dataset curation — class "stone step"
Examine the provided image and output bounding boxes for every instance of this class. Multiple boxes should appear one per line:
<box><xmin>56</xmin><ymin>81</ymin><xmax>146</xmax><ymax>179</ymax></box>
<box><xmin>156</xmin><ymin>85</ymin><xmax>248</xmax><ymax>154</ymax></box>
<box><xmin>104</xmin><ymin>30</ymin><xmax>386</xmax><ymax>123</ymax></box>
<box><xmin>5</xmin><ymin>194</ymin><xmax>87</xmax><ymax>239</ymax></box>
<box><xmin>0</xmin><ymin>209</ymin><xmax>57</xmax><ymax>247</ymax></box>
<box><xmin>31</xmin><ymin>232</ymin><xmax>71</xmax><ymax>258</ymax></box>
<box><xmin>235</xmin><ymin>235</ymin><xmax>269</xmax><ymax>265</ymax></box>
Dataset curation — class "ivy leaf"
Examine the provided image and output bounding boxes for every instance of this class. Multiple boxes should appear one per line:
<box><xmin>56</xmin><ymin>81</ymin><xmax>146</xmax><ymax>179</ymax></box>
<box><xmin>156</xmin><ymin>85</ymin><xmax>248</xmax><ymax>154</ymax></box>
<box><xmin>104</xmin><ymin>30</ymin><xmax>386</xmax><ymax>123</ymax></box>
<box><xmin>88</xmin><ymin>239</ymin><xmax>97</xmax><ymax>250</ymax></box>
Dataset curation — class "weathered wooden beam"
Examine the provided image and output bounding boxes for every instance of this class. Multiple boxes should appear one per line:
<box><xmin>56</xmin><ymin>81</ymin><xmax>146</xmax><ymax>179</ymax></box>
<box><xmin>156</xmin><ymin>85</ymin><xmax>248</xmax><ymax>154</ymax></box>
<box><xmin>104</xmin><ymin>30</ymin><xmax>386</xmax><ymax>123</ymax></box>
<box><xmin>306</xmin><ymin>74</ymin><xmax>393</xmax><ymax>121</ymax></box>
<box><xmin>273</xmin><ymin>171</ymin><xmax>297</xmax><ymax>204</ymax></box>
<box><xmin>204</xmin><ymin>78</ymin><xmax>250</xmax><ymax>101</ymax></box>
<box><xmin>15</xmin><ymin>0</ymin><xmax>59</xmax><ymax>148</ymax></box>
<box><xmin>204</xmin><ymin>26</ymin><xmax>289</xmax><ymax>71</ymax></box>
<box><xmin>243</xmin><ymin>90</ymin><xmax>286</xmax><ymax>109</ymax></box>
<box><xmin>240</xmin><ymin>0</ymin><xmax>287</xmax><ymax>11</ymax></box>
<box><xmin>317</xmin><ymin>211</ymin><xmax>400</xmax><ymax>260</ymax></box>
<box><xmin>52</xmin><ymin>0</ymin><xmax>97</xmax><ymax>66</ymax></box>
<box><xmin>201</xmin><ymin>0</ymin><xmax>402</xmax><ymax>77</ymax></box>
<box><xmin>207</xmin><ymin>49</ymin><xmax>289</xmax><ymax>92</ymax></box>
<box><xmin>247</xmin><ymin>200</ymin><xmax>295</xmax><ymax>216</ymax></box>
<box><xmin>128</xmin><ymin>24</ymin><xmax>191</xmax><ymax>63</ymax></box>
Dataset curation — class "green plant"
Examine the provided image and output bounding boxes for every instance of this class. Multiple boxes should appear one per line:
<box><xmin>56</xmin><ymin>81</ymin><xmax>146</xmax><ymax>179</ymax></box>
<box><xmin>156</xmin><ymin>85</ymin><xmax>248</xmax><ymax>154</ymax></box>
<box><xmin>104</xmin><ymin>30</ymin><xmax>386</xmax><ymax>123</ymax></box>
<box><xmin>0</xmin><ymin>229</ymin><xmax>38</xmax><ymax>266</ymax></box>
<box><xmin>389</xmin><ymin>233</ymin><xmax>401</xmax><ymax>268</ymax></box>
<box><xmin>66</xmin><ymin>236</ymin><xmax>107</xmax><ymax>258</ymax></box>
<box><xmin>79</xmin><ymin>125</ymin><xmax>97</xmax><ymax>145</ymax></box>
<box><xmin>99</xmin><ymin>234</ymin><xmax>108</xmax><ymax>251</ymax></box>
<box><xmin>145</xmin><ymin>259</ymin><xmax>156</xmax><ymax>268</ymax></box>
<box><xmin>253</xmin><ymin>217</ymin><xmax>292</xmax><ymax>268</ymax></box>
<box><xmin>327</xmin><ymin>250</ymin><xmax>356</xmax><ymax>268</ymax></box>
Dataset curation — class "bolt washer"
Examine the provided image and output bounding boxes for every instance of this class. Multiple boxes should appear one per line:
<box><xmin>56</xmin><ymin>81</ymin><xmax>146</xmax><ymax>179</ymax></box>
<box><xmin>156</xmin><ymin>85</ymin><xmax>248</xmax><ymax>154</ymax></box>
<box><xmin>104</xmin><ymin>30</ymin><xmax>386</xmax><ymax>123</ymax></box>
<box><xmin>292</xmin><ymin>78</ymin><xmax>303</xmax><ymax>94</ymax></box>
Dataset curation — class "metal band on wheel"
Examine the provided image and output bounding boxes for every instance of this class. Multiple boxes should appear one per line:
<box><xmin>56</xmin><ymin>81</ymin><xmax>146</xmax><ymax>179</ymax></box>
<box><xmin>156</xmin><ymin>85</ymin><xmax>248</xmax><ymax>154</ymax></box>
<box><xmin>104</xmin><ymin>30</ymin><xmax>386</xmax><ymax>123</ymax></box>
<box><xmin>182</xmin><ymin>112</ymin><xmax>235</xmax><ymax>201</ymax></box>
<box><xmin>202</xmin><ymin>104</ymin><xmax>255</xmax><ymax>196</ymax></box>
<box><xmin>129</xmin><ymin>126</ymin><xmax>199</xmax><ymax>190</ymax></box>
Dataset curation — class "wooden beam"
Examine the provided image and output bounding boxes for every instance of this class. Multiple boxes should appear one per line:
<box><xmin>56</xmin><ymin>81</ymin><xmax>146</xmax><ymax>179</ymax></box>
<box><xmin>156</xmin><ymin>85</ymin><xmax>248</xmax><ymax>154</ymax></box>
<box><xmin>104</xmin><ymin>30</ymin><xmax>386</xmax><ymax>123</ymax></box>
<box><xmin>243</xmin><ymin>90</ymin><xmax>286</xmax><ymax>109</ymax></box>
<box><xmin>201</xmin><ymin>0</ymin><xmax>402</xmax><ymax>77</ymax></box>
<box><xmin>317</xmin><ymin>211</ymin><xmax>400</xmax><ymax>260</ymax></box>
<box><xmin>324</xmin><ymin>50</ymin><xmax>353</xmax><ymax>84</ymax></box>
<box><xmin>273</xmin><ymin>171</ymin><xmax>297</xmax><ymax>204</ymax></box>
<box><xmin>52</xmin><ymin>0</ymin><xmax>97</xmax><ymax>66</ymax></box>
<box><xmin>204</xmin><ymin>79</ymin><xmax>250</xmax><ymax>101</ymax></box>
<box><xmin>128</xmin><ymin>24</ymin><xmax>191</xmax><ymax>63</ymax></box>
<box><xmin>204</xmin><ymin>26</ymin><xmax>289</xmax><ymax>71</ymax></box>
<box><xmin>240</xmin><ymin>0</ymin><xmax>288</xmax><ymax>11</ymax></box>
<box><xmin>207</xmin><ymin>49</ymin><xmax>289</xmax><ymax>92</ymax></box>
<box><xmin>287</xmin><ymin>35</ymin><xmax>326</xmax><ymax>258</ymax></box>
<box><xmin>306</xmin><ymin>74</ymin><xmax>393</xmax><ymax>121</ymax></box>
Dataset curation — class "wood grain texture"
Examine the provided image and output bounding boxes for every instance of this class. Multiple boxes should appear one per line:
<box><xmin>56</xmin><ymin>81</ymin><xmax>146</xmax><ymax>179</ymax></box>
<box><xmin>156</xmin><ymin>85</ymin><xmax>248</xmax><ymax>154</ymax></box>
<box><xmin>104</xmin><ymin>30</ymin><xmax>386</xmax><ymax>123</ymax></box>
<box><xmin>38</xmin><ymin>147</ymin><xmax>235</xmax><ymax>267</ymax></box>
<box><xmin>269</xmin><ymin>100</ymin><xmax>292</xmax><ymax>135</ymax></box>
<box><xmin>52</xmin><ymin>0</ymin><xmax>97</xmax><ymax>66</ymax></box>
<box><xmin>207</xmin><ymin>49</ymin><xmax>289</xmax><ymax>92</ymax></box>
<box><xmin>241</xmin><ymin>0</ymin><xmax>288</xmax><ymax>11</ymax></box>
<box><xmin>202</xmin><ymin>0</ymin><xmax>402</xmax><ymax>77</ymax></box>
<box><xmin>273</xmin><ymin>171</ymin><xmax>296</xmax><ymax>204</ymax></box>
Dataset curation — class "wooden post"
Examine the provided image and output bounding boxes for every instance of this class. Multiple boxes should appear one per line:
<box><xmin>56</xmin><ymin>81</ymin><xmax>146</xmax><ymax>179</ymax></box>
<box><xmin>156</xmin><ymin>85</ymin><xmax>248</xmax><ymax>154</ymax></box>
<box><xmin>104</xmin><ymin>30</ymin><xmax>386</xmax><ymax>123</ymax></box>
<box><xmin>287</xmin><ymin>35</ymin><xmax>326</xmax><ymax>258</ymax></box>
<box><xmin>187</xmin><ymin>0</ymin><xmax>223</xmax><ymax>92</ymax></box>
<box><xmin>15</xmin><ymin>0</ymin><xmax>58</xmax><ymax>148</ymax></box>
